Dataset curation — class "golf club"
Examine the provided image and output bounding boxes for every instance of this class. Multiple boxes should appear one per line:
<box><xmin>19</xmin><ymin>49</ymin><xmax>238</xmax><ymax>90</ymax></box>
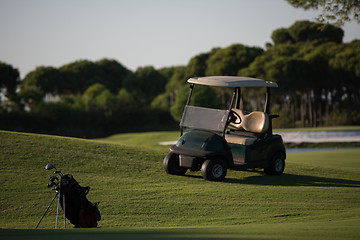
<box><xmin>36</xmin><ymin>163</ymin><xmax>66</xmax><ymax>229</ymax></box>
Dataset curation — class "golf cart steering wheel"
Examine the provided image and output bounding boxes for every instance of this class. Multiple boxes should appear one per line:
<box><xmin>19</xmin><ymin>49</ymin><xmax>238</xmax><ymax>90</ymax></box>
<box><xmin>230</xmin><ymin>110</ymin><xmax>242</xmax><ymax>124</ymax></box>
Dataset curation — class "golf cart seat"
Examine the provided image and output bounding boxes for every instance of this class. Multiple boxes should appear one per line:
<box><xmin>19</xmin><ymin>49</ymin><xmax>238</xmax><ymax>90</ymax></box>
<box><xmin>225</xmin><ymin>109</ymin><xmax>269</xmax><ymax>145</ymax></box>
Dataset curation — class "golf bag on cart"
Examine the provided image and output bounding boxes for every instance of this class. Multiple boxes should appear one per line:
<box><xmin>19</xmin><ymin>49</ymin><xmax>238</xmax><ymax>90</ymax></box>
<box><xmin>59</xmin><ymin>174</ymin><xmax>101</xmax><ymax>228</ymax></box>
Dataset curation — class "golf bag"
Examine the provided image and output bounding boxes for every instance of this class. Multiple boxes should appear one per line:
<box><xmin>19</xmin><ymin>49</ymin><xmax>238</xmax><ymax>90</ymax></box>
<box><xmin>59</xmin><ymin>174</ymin><xmax>101</xmax><ymax>228</ymax></box>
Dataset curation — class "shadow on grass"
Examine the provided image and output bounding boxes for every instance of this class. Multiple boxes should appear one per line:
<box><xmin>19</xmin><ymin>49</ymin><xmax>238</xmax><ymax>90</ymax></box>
<box><xmin>224</xmin><ymin>172</ymin><xmax>360</xmax><ymax>188</ymax></box>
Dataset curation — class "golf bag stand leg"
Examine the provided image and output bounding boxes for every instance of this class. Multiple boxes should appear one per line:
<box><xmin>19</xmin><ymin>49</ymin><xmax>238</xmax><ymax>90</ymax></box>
<box><xmin>63</xmin><ymin>194</ymin><xmax>66</xmax><ymax>228</ymax></box>
<box><xmin>55</xmin><ymin>189</ymin><xmax>60</xmax><ymax>229</ymax></box>
<box><xmin>35</xmin><ymin>192</ymin><xmax>58</xmax><ymax>229</ymax></box>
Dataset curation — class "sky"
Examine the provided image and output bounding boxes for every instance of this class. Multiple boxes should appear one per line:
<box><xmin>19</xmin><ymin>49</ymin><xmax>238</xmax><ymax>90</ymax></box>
<box><xmin>1</xmin><ymin>0</ymin><xmax>360</xmax><ymax>78</ymax></box>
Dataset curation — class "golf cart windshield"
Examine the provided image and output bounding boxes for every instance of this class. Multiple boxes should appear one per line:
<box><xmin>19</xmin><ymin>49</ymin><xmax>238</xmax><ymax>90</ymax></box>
<box><xmin>180</xmin><ymin>105</ymin><xmax>229</xmax><ymax>133</ymax></box>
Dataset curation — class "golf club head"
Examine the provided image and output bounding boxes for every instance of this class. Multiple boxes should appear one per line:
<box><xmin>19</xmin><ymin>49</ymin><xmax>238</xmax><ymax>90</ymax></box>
<box><xmin>45</xmin><ymin>163</ymin><xmax>56</xmax><ymax>170</ymax></box>
<box><xmin>47</xmin><ymin>182</ymin><xmax>57</xmax><ymax>188</ymax></box>
<box><xmin>49</xmin><ymin>176</ymin><xmax>59</xmax><ymax>182</ymax></box>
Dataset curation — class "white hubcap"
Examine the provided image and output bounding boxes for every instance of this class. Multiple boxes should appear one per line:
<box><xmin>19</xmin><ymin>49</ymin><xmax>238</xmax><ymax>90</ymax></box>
<box><xmin>274</xmin><ymin>159</ymin><xmax>283</xmax><ymax>172</ymax></box>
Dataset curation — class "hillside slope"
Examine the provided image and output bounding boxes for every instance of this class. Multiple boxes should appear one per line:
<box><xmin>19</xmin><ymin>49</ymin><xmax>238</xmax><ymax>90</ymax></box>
<box><xmin>1</xmin><ymin>130</ymin><xmax>360</xmax><ymax>239</ymax></box>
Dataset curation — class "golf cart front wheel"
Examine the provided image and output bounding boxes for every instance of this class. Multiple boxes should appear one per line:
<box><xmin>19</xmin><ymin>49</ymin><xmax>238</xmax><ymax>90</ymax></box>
<box><xmin>163</xmin><ymin>152</ymin><xmax>187</xmax><ymax>175</ymax></box>
<box><xmin>201</xmin><ymin>158</ymin><xmax>227</xmax><ymax>181</ymax></box>
<box><xmin>264</xmin><ymin>153</ymin><xmax>285</xmax><ymax>175</ymax></box>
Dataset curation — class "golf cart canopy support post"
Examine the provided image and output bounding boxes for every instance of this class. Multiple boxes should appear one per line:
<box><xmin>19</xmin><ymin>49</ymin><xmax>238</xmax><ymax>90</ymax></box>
<box><xmin>235</xmin><ymin>88</ymin><xmax>242</xmax><ymax>109</ymax></box>
<box><xmin>224</xmin><ymin>89</ymin><xmax>237</xmax><ymax>136</ymax></box>
<box><xmin>181</xmin><ymin>83</ymin><xmax>194</xmax><ymax>136</ymax></box>
<box><xmin>265</xmin><ymin>87</ymin><xmax>271</xmax><ymax>114</ymax></box>
<box><xmin>186</xmin><ymin>83</ymin><xmax>194</xmax><ymax>106</ymax></box>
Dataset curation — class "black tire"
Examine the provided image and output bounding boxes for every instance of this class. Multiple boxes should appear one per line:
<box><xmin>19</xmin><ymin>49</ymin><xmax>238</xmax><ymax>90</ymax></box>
<box><xmin>163</xmin><ymin>152</ymin><xmax>187</xmax><ymax>175</ymax></box>
<box><xmin>201</xmin><ymin>158</ymin><xmax>227</xmax><ymax>181</ymax></box>
<box><xmin>264</xmin><ymin>153</ymin><xmax>285</xmax><ymax>175</ymax></box>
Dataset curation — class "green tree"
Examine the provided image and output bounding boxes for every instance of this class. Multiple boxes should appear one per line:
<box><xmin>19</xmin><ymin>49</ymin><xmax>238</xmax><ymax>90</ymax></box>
<box><xmin>271</xmin><ymin>21</ymin><xmax>344</xmax><ymax>45</ymax></box>
<box><xmin>165</xmin><ymin>66</ymin><xmax>188</xmax><ymax>93</ymax></box>
<box><xmin>239</xmin><ymin>42</ymin><xmax>313</xmax><ymax>127</ymax></box>
<box><xmin>123</xmin><ymin>66</ymin><xmax>167</xmax><ymax>103</ymax></box>
<box><xmin>239</xmin><ymin>43</ymin><xmax>303</xmax><ymax>81</ymax></box>
<box><xmin>170</xmin><ymin>84</ymin><xmax>221</xmax><ymax>122</ymax></box>
<box><xmin>95</xmin><ymin>59</ymin><xmax>131</xmax><ymax>93</ymax></box>
<box><xmin>206</xmin><ymin>44</ymin><xmax>264</xmax><ymax>76</ymax></box>
<box><xmin>288</xmin><ymin>20</ymin><xmax>344</xmax><ymax>43</ymax></box>
<box><xmin>187</xmin><ymin>49</ymin><xmax>219</xmax><ymax>77</ymax></box>
<box><xmin>151</xmin><ymin>92</ymin><xmax>171</xmax><ymax>111</ymax></box>
<box><xmin>240</xmin><ymin>37</ymin><xmax>359</xmax><ymax>127</ymax></box>
<box><xmin>19</xmin><ymin>66</ymin><xmax>63</xmax><ymax>109</ymax></box>
<box><xmin>329</xmin><ymin>40</ymin><xmax>360</xmax><ymax>110</ymax></box>
<box><xmin>95</xmin><ymin>89</ymin><xmax>117</xmax><ymax>117</ymax></box>
<box><xmin>82</xmin><ymin>83</ymin><xmax>107</xmax><ymax>111</ymax></box>
<box><xmin>117</xmin><ymin>88</ymin><xmax>136</xmax><ymax>111</ymax></box>
<box><xmin>59</xmin><ymin>59</ymin><xmax>130</xmax><ymax>95</ymax></box>
<box><xmin>82</xmin><ymin>83</ymin><xmax>118</xmax><ymax>116</ymax></box>
<box><xmin>20</xmin><ymin>66</ymin><xmax>62</xmax><ymax>95</ymax></box>
<box><xmin>0</xmin><ymin>62</ymin><xmax>20</xmax><ymax>103</ymax></box>
<box><xmin>59</xmin><ymin>60</ymin><xmax>99</xmax><ymax>94</ymax></box>
<box><xmin>83</xmin><ymin>83</ymin><xmax>107</xmax><ymax>100</ymax></box>
<box><xmin>158</xmin><ymin>66</ymin><xmax>177</xmax><ymax>80</ymax></box>
<box><xmin>286</xmin><ymin>0</ymin><xmax>360</xmax><ymax>26</ymax></box>
<box><xmin>271</xmin><ymin>28</ymin><xmax>294</xmax><ymax>45</ymax></box>
<box><xmin>330</xmin><ymin>40</ymin><xmax>360</xmax><ymax>78</ymax></box>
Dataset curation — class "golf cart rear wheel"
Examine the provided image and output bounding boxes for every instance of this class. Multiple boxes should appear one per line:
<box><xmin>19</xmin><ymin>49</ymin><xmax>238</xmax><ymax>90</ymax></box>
<box><xmin>201</xmin><ymin>158</ymin><xmax>227</xmax><ymax>181</ymax></box>
<box><xmin>163</xmin><ymin>152</ymin><xmax>187</xmax><ymax>175</ymax></box>
<box><xmin>264</xmin><ymin>153</ymin><xmax>285</xmax><ymax>175</ymax></box>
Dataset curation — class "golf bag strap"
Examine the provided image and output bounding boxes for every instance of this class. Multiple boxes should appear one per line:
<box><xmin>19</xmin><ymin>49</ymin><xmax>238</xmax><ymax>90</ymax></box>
<box><xmin>80</xmin><ymin>186</ymin><xmax>90</xmax><ymax>195</ymax></box>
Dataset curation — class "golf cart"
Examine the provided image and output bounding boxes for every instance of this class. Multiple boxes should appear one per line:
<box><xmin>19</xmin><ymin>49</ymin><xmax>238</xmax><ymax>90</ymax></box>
<box><xmin>163</xmin><ymin>76</ymin><xmax>286</xmax><ymax>181</ymax></box>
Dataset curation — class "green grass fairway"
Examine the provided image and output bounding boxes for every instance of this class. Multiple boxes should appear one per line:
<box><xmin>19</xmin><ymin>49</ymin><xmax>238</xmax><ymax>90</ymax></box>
<box><xmin>1</xmin><ymin>130</ymin><xmax>360</xmax><ymax>239</ymax></box>
<box><xmin>97</xmin><ymin>131</ymin><xmax>179</xmax><ymax>149</ymax></box>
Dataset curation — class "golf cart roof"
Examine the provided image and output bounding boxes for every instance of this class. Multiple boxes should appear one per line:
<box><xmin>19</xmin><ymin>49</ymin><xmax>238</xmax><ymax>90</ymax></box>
<box><xmin>188</xmin><ymin>76</ymin><xmax>278</xmax><ymax>88</ymax></box>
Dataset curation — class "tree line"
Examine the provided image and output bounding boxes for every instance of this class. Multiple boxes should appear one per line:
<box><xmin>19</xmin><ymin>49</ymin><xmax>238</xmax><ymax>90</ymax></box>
<box><xmin>1</xmin><ymin>20</ymin><xmax>359</xmax><ymax>138</ymax></box>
